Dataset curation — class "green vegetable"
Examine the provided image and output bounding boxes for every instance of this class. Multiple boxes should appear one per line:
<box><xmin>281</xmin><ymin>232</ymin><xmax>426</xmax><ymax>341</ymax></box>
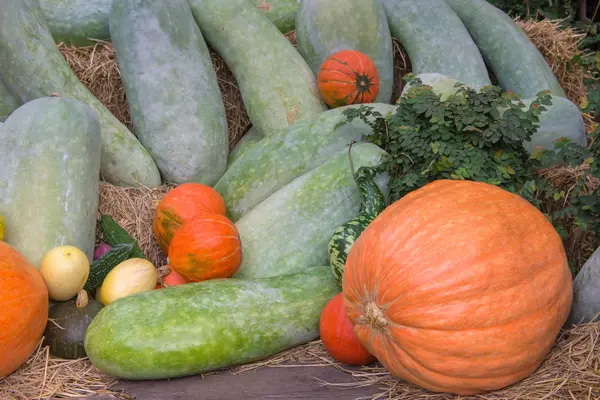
<box><xmin>84</xmin><ymin>243</ymin><xmax>135</xmax><ymax>292</ymax></box>
<box><xmin>84</xmin><ymin>266</ymin><xmax>340</xmax><ymax>380</ymax></box>
<box><xmin>0</xmin><ymin>77</ymin><xmax>20</xmax><ymax>122</ymax></box>
<box><xmin>233</xmin><ymin>142</ymin><xmax>389</xmax><ymax>280</ymax></box>
<box><xmin>379</xmin><ymin>0</ymin><xmax>491</xmax><ymax>90</ymax></box>
<box><xmin>44</xmin><ymin>290</ymin><xmax>104</xmax><ymax>359</ymax></box>
<box><xmin>187</xmin><ymin>0</ymin><xmax>326</xmax><ymax>136</ymax></box>
<box><xmin>328</xmin><ymin>162</ymin><xmax>386</xmax><ymax>286</ymax></box>
<box><xmin>250</xmin><ymin>0</ymin><xmax>299</xmax><ymax>33</ymax></box>
<box><xmin>39</xmin><ymin>0</ymin><xmax>112</xmax><ymax>45</ymax></box>
<box><xmin>296</xmin><ymin>0</ymin><xmax>394</xmax><ymax>103</ymax></box>
<box><xmin>215</xmin><ymin>103</ymin><xmax>396</xmax><ymax>222</ymax></box>
<box><xmin>227</xmin><ymin>126</ymin><xmax>264</xmax><ymax>167</ymax></box>
<box><xmin>0</xmin><ymin>96</ymin><xmax>101</xmax><ymax>267</ymax></box>
<box><xmin>100</xmin><ymin>215</ymin><xmax>146</xmax><ymax>259</ymax></box>
<box><xmin>0</xmin><ymin>0</ymin><xmax>161</xmax><ymax>188</ymax></box>
<box><xmin>109</xmin><ymin>0</ymin><xmax>228</xmax><ymax>186</ymax></box>
<box><xmin>445</xmin><ymin>0</ymin><xmax>566</xmax><ymax>98</ymax></box>
<box><xmin>568</xmin><ymin>245</ymin><xmax>600</xmax><ymax>326</ymax></box>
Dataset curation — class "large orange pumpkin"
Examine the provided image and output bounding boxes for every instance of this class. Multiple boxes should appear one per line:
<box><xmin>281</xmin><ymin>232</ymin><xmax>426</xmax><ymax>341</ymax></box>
<box><xmin>343</xmin><ymin>180</ymin><xmax>573</xmax><ymax>395</ymax></box>
<box><xmin>0</xmin><ymin>241</ymin><xmax>49</xmax><ymax>377</ymax></box>
<box><xmin>320</xmin><ymin>293</ymin><xmax>377</xmax><ymax>366</ymax></box>
<box><xmin>317</xmin><ymin>49</ymin><xmax>380</xmax><ymax>108</ymax></box>
<box><xmin>153</xmin><ymin>183</ymin><xmax>227</xmax><ymax>253</ymax></box>
<box><xmin>168</xmin><ymin>214</ymin><xmax>242</xmax><ymax>282</ymax></box>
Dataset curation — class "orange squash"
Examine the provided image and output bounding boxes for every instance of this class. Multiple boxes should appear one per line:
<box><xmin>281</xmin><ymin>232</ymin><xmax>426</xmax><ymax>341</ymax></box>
<box><xmin>153</xmin><ymin>183</ymin><xmax>227</xmax><ymax>253</ymax></box>
<box><xmin>343</xmin><ymin>180</ymin><xmax>573</xmax><ymax>395</ymax></box>
<box><xmin>168</xmin><ymin>214</ymin><xmax>242</xmax><ymax>282</ymax></box>
<box><xmin>320</xmin><ymin>293</ymin><xmax>377</xmax><ymax>366</ymax></box>
<box><xmin>0</xmin><ymin>241</ymin><xmax>49</xmax><ymax>377</ymax></box>
<box><xmin>317</xmin><ymin>49</ymin><xmax>380</xmax><ymax>108</ymax></box>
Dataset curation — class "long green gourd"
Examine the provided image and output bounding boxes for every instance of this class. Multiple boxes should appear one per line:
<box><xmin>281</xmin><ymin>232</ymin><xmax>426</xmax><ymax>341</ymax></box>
<box><xmin>0</xmin><ymin>0</ymin><xmax>161</xmax><ymax>188</ymax></box>
<box><xmin>84</xmin><ymin>266</ymin><xmax>340</xmax><ymax>380</ymax></box>
<box><xmin>109</xmin><ymin>0</ymin><xmax>229</xmax><ymax>186</ymax></box>
<box><xmin>379</xmin><ymin>0</ymin><xmax>491</xmax><ymax>90</ymax></box>
<box><xmin>233</xmin><ymin>142</ymin><xmax>389</xmax><ymax>280</ymax></box>
<box><xmin>296</xmin><ymin>0</ymin><xmax>394</xmax><ymax>104</ymax></box>
<box><xmin>445</xmin><ymin>0</ymin><xmax>566</xmax><ymax>98</ymax></box>
<box><xmin>188</xmin><ymin>0</ymin><xmax>326</xmax><ymax>136</ymax></box>
<box><xmin>215</xmin><ymin>103</ymin><xmax>396</xmax><ymax>222</ymax></box>
<box><xmin>0</xmin><ymin>77</ymin><xmax>20</xmax><ymax>122</ymax></box>
<box><xmin>0</xmin><ymin>97</ymin><xmax>101</xmax><ymax>267</ymax></box>
<box><xmin>250</xmin><ymin>0</ymin><xmax>299</xmax><ymax>33</ymax></box>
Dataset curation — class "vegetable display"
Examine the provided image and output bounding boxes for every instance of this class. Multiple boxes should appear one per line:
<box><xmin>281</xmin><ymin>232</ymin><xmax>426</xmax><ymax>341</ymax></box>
<box><xmin>0</xmin><ymin>97</ymin><xmax>101</xmax><ymax>267</ymax></box>
<box><xmin>296</xmin><ymin>0</ymin><xmax>393</xmax><ymax>104</ymax></box>
<box><xmin>0</xmin><ymin>0</ymin><xmax>161</xmax><ymax>188</ymax></box>
<box><xmin>187</xmin><ymin>0</ymin><xmax>326</xmax><ymax>136</ymax></box>
<box><xmin>84</xmin><ymin>266</ymin><xmax>340</xmax><ymax>380</ymax></box>
<box><xmin>109</xmin><ymin>0</ymin><xmax>229</xmax><ymax>186</ymax></box>
<box><xmin>0</xmin><ymin>241</ymin><xmax>49</xmax><ymax>377</ymax></box>
<box><xmin>343</xmin><ymin>180</ymin><xmax>573</xmax><ymax>395</ymax></box>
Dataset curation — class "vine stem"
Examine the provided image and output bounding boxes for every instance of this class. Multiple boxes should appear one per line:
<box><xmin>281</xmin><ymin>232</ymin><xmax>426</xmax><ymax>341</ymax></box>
<box><xmin>348</xmin><ymin>140</ymin><xmax>357</xmax><ymax>176</ymax></box>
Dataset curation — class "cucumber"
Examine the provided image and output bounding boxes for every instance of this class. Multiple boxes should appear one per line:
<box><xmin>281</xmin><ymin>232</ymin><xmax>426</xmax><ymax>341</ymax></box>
<box><xmin>84</xmin><ymin>243</ymin><xmax>134</xmax><ymax>292</ymax></box>
<box><xmin>445</xmin><ymin>0</ymin><xmax>565</xmax><ymax>98</ymax></box>
<box><xmin>379</xmin><ymin>0</ymin><xmax>491</xmax><ymax>90</ymax></box>
<box><xmin>296</xmin><ymin>0</ymin><xmax>394</xmax><ymax>104</ymax></box>
<box><xmin>0</xmin><ymin>0</ymin><xmax>161</xmax><ymax>188</ymax></box>
<box><xmin>0</xmin><ymin>97</ymin><xmax>101</xmax><ymax>267</ymax></box>
<box><xmin>215</xmin><ymin>103</ymin><xmax>396</xmax><ymax>222</ymax></box>
<box><xmin>84</xmin><ymin>266</ymin><xmax>340</xmax><ymax>380</ymax></box>
<box><xmin>227</xmin><ymin>126</ymin><xmax>263</xmax><ymax>167</ymax></box>
<box><xmin>188</xmin><ymin>0</ymin><xmax>326</xmax><ymax>136</ymax></box>
<box><xmin>233</xmin><ymin>142</ymin><xmax>389</xmax><ymax>280</ymax></box>
<box><xmin>100</xmin><ymin>215</ymin><xmax>146</xmax><ymax>259</ymax></box>
<box><xmin>39</xmin><ymin>0</ymin><xmax>112</xmax><ymax>46</ymax></box>
<box><xmin>0</xmin><ymin>77</ymin><xmax>20</xmax><ymax>122</ymax></box>
<box><xmin>328</xmin><ymin>165</ymin><xmax>386</xmax><ymax>286</ymax></box>
<box><xmin>109</xmin><ymin>0</ymin><xmax>229</xmax><ymax>186</ymax></box>
<box><xmin>251</xmin><ymin>0</ymin><xmax>299</xmax><ymax>33</ymax></box>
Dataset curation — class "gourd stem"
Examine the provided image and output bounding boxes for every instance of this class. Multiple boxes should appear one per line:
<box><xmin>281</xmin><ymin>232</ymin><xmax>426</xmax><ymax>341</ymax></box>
<box><xmin>76</xmin><ymin>289</ymin><xmax>89</xmax><ymax>308</ymax></box>
<box><xmin>361</xmin><ymin>302</ymin><xmax>387</xmax><ymax>332</ymax></box>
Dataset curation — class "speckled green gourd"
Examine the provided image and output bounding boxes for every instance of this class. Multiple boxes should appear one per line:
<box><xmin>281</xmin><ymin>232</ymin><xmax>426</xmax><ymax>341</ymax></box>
<box><xmin>215</xmin><ymin>103</ymin><xmax>396</xmax><ymax>222</ymax></box>
<box><xmin>233</xmin><ymin>142</ymin><xmax>389</xmax><ymax>280</ymax></box>
<box><xmin>445</xmin><ymin>0</ymin><xmax>565</xmax><ymax>98</ymax></box>
<box><xmin>0</xmin><ymin>77</ymin><xmax>20</xmax><ymax>122</ymax></box>
<box><xmin>0</xmin><ymin>97</ymin><xmax>101</xmax><ymax>267</ymax></box>
<box><xmin>0</xmin><ymin>0</ymin><xmax>161</xmax><ymax>188</ymax></box>
<box><xmin>188</xmin><ymin>0</ymin><xmax>326</xmax><ymax>136</ymax></box>
<box><xmin>250</xmin><ymin>0</ymin><xmax>299</xmax><ymax>33</ymax></box>
<box><xmin>296</xmin><ymin>0</ymin><xmax>394</xmax><ymax>104</ymax></box>
<box><xmin>84</xmin><ymin>266</ymin><xmax>340</xmax><ymax>380</ymax></box>
<box><xmin>109</xmin><ymin>0</ymin><xmax>228</xmax><ymax>186</ymax></box>
<box><xmin>328</xmin><ymin>166</ymin><xmax>386</xmax><ymax>286</ymax></box>
<box><xmin>39</xmin><ymin>0</ymin><xmax>112</xmax><ymax>45</ymax></box>
<box><xmin>379</xmin><ymin>0</ymin><xmax>491</xmax><ymax>90</ymax></box>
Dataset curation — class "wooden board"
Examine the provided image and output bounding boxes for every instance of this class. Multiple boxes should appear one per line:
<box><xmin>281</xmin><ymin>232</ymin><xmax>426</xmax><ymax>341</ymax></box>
<box><xmin>86</xmin><ymin>364</ymin><xmax>389</xmax><ymax>400</ymax></box>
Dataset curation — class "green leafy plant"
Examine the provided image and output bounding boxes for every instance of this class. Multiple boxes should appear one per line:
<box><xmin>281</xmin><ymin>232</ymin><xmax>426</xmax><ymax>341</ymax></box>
<box><xmin>338</xmin><ymin>75</ymin><xmax>599</xmax><ymax>274</ymax></box>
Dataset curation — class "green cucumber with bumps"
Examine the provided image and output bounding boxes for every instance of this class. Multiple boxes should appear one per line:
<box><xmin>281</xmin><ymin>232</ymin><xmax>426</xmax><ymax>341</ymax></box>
<box><xmin>215</xmin><ymin>103</ymin><xmax>396</xmax><ymax>222</ymax></box>
<box><xmin>84</xmin><ymin>243</ymin><xmax>134</xmax><ymax>292</ymax></box>
<box><xmin>233</xmin><ymin>142</ymin><xmax>389</xmax><ymax>280</ymax></box>
<box><xmin>188</xmin><ymin>0</ymin><xmax>326</xmax><ymax>136</ymax></box>
<box><xmin>84</xmin><ymin>266</ymin><xmax>340</xmax><ymax>380</ymax></box>
<box><xmin>109</xmin><ymin>0</ymin><xmax>228</xmax><ymax>186</ymax></box>
<box><xmin>0</xmin><ymin>77</ymin><xmax>20</xmax><ymax>122</ymax></box>
<box><xmin>445</xmin><ymin>0</ymin><xmax>565</xmax><ymax>98</ymax></box>
<box><xmin>0</xmin><ymin>96</ymin><xmax>101</xmax><ymax>267</ymax></box>
<box><xmin>101</xmin><ymin>214</ymin><xmax>146</xmax><ymax>259</ymax></box>
<box><xmin>296</xmin><ymin>0</ymin><xmax>394</xmax><ymax>103</ymax></box>
<box><xmin>379</xmin><ymin>0</ymin><xmax>491</xmax><ymax>90</ymax></box>
<box><xmin>0</xmin><ymin>0</ymin><xmax>161</xmax><ymax>188</ymax></box>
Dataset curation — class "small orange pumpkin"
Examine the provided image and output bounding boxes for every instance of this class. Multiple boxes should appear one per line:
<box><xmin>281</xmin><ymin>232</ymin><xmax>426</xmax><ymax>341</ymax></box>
<box><xmin>153</xmin><ymin>183</ymin><xmax>227</xmax><ymax>253</ymax></box>
<box><xmin>0</xmin><ymin>241</ymin><xmax>49</xmax><ymax>377</ymax></box>
<box><xmin>343</xmin><ymin>180</ymin><xmax>573</xmax><ymax>395</ymax></box>
<box><xmin>168</xmin><ymin>214</ymin><xmax>242</xmax><ymax>282</ymax></box>
<box><xmin>320</xmin><ymin>293</ymin><xmax>377</xmax><ymax>366</ymax></box>
<box><xmin>317</xmin><ymin>49</ymin><xmax>380</xmax><ymax>108</ymax></box>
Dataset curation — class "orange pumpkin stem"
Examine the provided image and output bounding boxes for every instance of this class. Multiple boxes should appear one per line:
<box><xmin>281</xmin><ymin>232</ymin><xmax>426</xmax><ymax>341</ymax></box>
<box><xmin>361</xmin><ymin>302</ymin><xmax>387</xmax><ymax>332</ymax></box>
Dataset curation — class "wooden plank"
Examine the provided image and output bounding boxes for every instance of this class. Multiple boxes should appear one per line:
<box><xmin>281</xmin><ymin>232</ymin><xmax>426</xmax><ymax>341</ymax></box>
<box><xmin>82</xmin><ymin>365</ymin><xmax>388</xmax><ymax>400</ymax></box>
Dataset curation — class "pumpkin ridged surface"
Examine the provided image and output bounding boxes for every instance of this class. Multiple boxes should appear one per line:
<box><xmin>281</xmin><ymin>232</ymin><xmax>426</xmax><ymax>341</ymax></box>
<box><xmin>343</xmin><ymin>180</ymin><xmax>572</xmax><ymax>395</ymax></box>
<box><xmin>0</xmin><ymin>241</ymin><xmax>49</xmax><ymax>377</ymax></box>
